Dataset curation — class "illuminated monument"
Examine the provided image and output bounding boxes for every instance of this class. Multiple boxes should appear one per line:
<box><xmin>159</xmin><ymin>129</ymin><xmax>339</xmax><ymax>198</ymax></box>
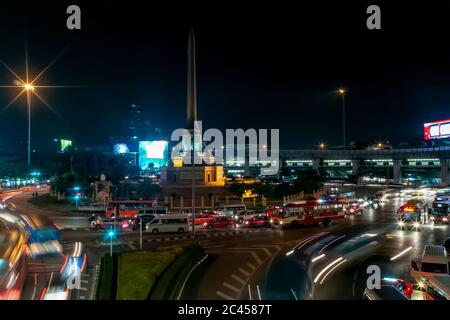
<box><xmin>160</xmin><ymin>30</ymin><xmax>226</xmax><ymax>209</ymax></box>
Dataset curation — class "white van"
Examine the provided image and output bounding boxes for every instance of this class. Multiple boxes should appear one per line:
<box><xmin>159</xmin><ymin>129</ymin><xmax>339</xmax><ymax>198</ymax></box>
<box><xmin>145</xmin><ymin>214</ymin><xmax>190</xmax><ymax>234</ymax></box>
<box><xmin>410</xmin><ymin>245</ymin><xmax>449</xmax><ymax>281</ymax></box>
<box><xmin>217</xmin><ymin>204</ymin><xmax>247</xmax><ymax>218</ymax></box>
<box><xmin>233</xmin><ymin>210</ymin><xmax>261</xmax><ymax>223</ymax></box>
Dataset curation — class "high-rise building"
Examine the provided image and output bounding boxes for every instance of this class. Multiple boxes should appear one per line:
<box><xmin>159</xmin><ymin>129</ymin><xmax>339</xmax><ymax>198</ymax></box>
<box><xmin>128</xmin><ymin>104</ymin><xmax>146</xmax><ymax>139</ymax></box>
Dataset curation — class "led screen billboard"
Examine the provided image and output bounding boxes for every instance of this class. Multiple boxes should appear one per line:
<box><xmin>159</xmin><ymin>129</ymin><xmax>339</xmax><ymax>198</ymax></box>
<box><xmin>60</xmin><ymin>139</ymin><xmax>72</xmax><ymax>152</ymax></box>
<box><xmin>138</xmin><ymin>140</ymin><xmax>168</xmax><ymax>170</ymax></box>
<box><xmin>113</xmin><ymin>143</ymin><xmax>129</xmax><ymax>154</ymax></box>
<box><xmin>424</xmin><ymin>119</ymin><xmax>450</xmax><ymax>140</ymax></box>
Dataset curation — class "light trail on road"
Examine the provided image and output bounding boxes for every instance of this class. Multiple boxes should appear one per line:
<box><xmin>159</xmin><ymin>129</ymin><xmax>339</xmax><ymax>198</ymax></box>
<box><xmin>390</xmin><ymin>246</ymin><xmax>413</xmax><ymax>261</ymax></box>
<box><xmin>319</xmin><ymin>259</ymin><xmax>347</xmax><ymax>285</ymax></box>
<box><xmin>313</xmin><ymin>257</ymin><xmax>344</xmax><ymax>283</ymax></box>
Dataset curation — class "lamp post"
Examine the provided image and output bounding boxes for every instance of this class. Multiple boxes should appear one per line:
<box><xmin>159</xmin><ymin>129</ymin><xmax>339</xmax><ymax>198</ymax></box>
<box><xmin>139</xmin><ymin>217</ymin><xmax>143</xmax><ymax>250</ymax></box>
<box><xmin>109</xmin><ymin>229</ymin><xmax>114</xmax><ymax>257</ymax></box>
<box><xmin>338</xmin><ymin>88</ymin><xmax>346</xmax><ymax>150</ymax></box>
<box><xmin>319</xmin><ymin>143</ymin><xmax>326</xmax><ymax>151</ymax></box>
<box><xmin>24</xmin><ymin>83</ymin><xmax>34</xmax><ymax>166</ymax></box>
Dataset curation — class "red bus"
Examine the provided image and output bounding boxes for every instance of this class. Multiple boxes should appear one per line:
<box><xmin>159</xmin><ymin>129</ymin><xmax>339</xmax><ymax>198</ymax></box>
<box><xmin>272</xmin><ymin>199</ymin><xmax>345</xmax><ymax>227</ymax></box>
<box><xmin>105</xmin><ymin>200</ymin><xmax>166</xmax><ymax>218</ymax></box>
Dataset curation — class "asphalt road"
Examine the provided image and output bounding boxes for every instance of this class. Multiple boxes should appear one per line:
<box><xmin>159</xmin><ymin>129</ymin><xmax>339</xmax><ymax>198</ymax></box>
<box><xmin>262</xmin><ymin>187</ymin><xmax>450</xmax><ymax>300</ymax></box>
<box><xmin>4</xmin><ymin>186</ymin><xmax>448</xmax><ymax>300</ymax></box>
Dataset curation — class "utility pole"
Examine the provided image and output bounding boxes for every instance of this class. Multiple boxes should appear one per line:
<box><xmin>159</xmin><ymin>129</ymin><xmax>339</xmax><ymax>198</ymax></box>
<box><xmin>139</xmin><ymin>217</ymin><xmax>143</xmax><ymax>250</ymax></box>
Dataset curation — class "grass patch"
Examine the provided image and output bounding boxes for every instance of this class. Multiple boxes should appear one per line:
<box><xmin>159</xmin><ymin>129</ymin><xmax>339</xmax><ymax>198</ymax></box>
<box><xmin>148</xmin><ymin>244</ymin><xmax>204</xmax><ymax>300</ymax></box>
<box><xmin>95</xmin><ymin>254</ymin><xmax>117</xmax><ymax>300</ymax></box>
<box><xmin>116</xmin><ymin>246</ymin><xmax>185</xmax><ymax>300</ymax></box>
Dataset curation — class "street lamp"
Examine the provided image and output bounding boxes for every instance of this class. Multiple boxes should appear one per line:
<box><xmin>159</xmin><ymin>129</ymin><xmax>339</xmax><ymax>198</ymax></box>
<box><xmin>107</xmin><ymin>229</ymin><xmax>116</xmax><ymax>257</ymax></box>
<box><xmin>319</xmin><ymin>142</ymin><xmax>326</xmax><ymax>151</ymax></box>
<box><xmin>75</xmin><ymin>193</ymin><xmax>80</xmax><ymax>211</ymax></box>
<box><xmin>337</xmin><ymin>88</ymin><xmax>346</xmax><ymax>150</ymax></box>
<box><xmin>0</xmin><ymin>46</ymin><xmax>75</xmax><ymax>167</ymax></box>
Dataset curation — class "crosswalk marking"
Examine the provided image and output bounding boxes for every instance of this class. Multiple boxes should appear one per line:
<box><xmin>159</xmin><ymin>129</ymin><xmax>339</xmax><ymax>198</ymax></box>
<box><xmin>216</xmin><ymin>291</ymin><xmax>234</xmax><ymax>300</ymax></box>
<box><xmin>249</xmin><ymin>251</ymin><xmax>262</xmax><ymax>265</ymax></box>
<box><xmin>238</xmin><ymin>268</ymin><xmax>250</xmax><ymax>277</ymax></box>
<box><xmin>222</xmin><ymin>282</ymin><xmax>240</xmax><ymax>293</ymax></box>
<box><xmin>246</xmin><ymin>262</ymin><xmax>256</xmax><ymax>271</ymax></box>
<box><xmin>231</xmin><ymin>274</ymin><xmax>246</xmax><ymax>285</ymax></box>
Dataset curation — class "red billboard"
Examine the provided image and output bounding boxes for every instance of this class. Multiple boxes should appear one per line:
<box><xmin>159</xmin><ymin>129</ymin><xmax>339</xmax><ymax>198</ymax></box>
<box><xmin>424</xmin><ymin>118</ymin><xmax>450</xmax><ymax>140</ymax></box>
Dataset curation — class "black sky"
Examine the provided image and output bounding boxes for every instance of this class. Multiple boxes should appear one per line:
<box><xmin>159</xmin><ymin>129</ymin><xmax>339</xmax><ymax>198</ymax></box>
<box><xmin>1</xmin><ymin>0</ymin><xmax>450</xmax><ymax>153</ymax></box>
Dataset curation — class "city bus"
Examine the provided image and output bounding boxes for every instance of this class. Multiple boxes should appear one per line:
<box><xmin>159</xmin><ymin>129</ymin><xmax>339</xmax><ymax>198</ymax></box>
<box><xmin>272</xmin><ymin>199</ymin><xmax>345</xmax><ymax>227</ymax></box>
<box><xmin>430</xmin><ymin>200</ymin><xmax>450</xmax><ymax>224</ymax></box>
<box><xmin>105</xmin><ymin>200</ymin><xmax>162</xmax><ymax>218</ymax></box>
<box><xmin>397</xmin><ymin>199</ymin><xmax>429</xmax><ymax>230</ymax></box>
<box><xmin>19</xmin><ymin>214</ymin><xmax>62</xmax><ymax>258</ymax></box>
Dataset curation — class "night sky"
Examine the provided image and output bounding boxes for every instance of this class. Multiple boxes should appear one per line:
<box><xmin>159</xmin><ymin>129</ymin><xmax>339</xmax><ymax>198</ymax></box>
<box><xmin>1</xmin><ymin>0</ymin><xmax>450</xmax><ymax>153</ymax></box>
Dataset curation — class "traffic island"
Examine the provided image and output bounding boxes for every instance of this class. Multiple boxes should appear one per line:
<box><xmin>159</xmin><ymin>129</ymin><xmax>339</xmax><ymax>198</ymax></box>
<box><xmin>94</xmin><ymin>244</ymin><xmax>205</xmax><ymax>300</ymax></box>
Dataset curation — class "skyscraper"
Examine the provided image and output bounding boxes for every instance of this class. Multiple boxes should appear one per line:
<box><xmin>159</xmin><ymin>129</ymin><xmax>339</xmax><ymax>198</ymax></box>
<box><xmin>128</xmin><ymin>104</ymin><xmax>145</xmax><ymax>138</ymax></box>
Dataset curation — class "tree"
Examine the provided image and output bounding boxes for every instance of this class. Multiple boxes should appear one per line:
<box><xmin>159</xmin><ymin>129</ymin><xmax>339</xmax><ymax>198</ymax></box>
<box><xmin>292</xmin><ymin>170</ymin><xmax>323</xmax><ymax>194</ymax></box>
<box><xmin>136</xmin><ymin>180</ymin><xmax>161</xmax><ymax>199</ymax></box>
<box><xmin>0</xmin><ymin>156</ymin><xmax>28</xmax><ymax>178</ymax></box>
<box><xmin>51</xmin><ymin>172</ymin><xmax>87</xmax><ymax>193</ymax></box>
<box><xmin>227</xmin><ymin>183</ymin><xmax>246</xmax><ymax>198</ymax></box>
<box><xmin>251</xmin><ymin>182</ymin><xmax>274</xmax><ymax>198</ymax></box>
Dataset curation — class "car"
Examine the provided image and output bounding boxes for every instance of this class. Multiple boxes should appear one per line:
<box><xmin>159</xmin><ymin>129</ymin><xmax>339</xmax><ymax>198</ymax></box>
<box><xmin>443</xmin><ymin>238</ymin><xmax>450</xmax><ymax>257</ymax></box>
<box><xmin>343</xmin><ymin>199</ymin><xmax>363</xmax><ymax>215</ymax></box>
<box><xmin>362</xmin><ymin>285</ymin><xmax>409</xmax><ymax>300</ymax></box>
<box><xmin>381</xmin><ymin>277</ymin><xmax>413</xmax><ymax>298</ymax></box>
<box><xmin>130</xmin><ymin>214</ymin><xmax>155</xmax><ymax>231</ymax></box>
<box><xmin>92</xmin><ymin>217</ymin><xmax>130</xmax><ymax>230</ymax></box>
<box><xmin>203</xmin><ymin>216</ymin><xmax>236</xmax><ymax>229</ymax></box>
<box><xmin>190</xmin><ymin>211</ymin><xmax>219</xmax><ymax>225</ymax></box>
<box><xmin>243</xmin><ymin>215</ymin><xmax>271</xmax><ymax>228</ymax></box>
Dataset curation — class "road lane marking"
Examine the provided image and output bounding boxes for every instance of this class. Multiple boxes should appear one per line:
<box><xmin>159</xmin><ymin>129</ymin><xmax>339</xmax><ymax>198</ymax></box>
<box><xmin>291</xmin><ymin>288</ymin><xmax>298</xmax><ymax>300</ymax></box>
<box><xmin>231</xmin><ymin>274</ymin><xmax>245</xmax><ymax>285</ymax></box>
<box><xmin>124</xmin><ymin>241</ymin><xmax>137</xmax><ymax>250</ymax></box>
<box><xmin>246</xmin><ymin>262</ymin><xmax>256</xmax><ymax>270</ymax></box>
<box><xmin>238</xmin><ymin>268</ymin><xmax>250</xmax><ymax>276</ymax></box>
<box><xmin>249</xmin><ymin>252</ymin><xmax>262</xmax><ymax>265</ymax></box>
<box><xmin>222</xmin><ymin>282</ymin><xmax>240</xmax><ymax>293</ymax></box>
<box><xmin>256</xmin><ymin>285</ymin><xmax>262</xmax><ymax>300</ymax></box>
<box><xmin>216</xmin><ymin>290</ymin><xmax>234</xmax><ymax>300</ymax></box>
<box><xmin>260</xmin><ymin>248</ymin><xmax>272</xmax><ymax>258</ymax></box>
<box><xmin>248</xmin><ymin>285</ymin><xmax>252</xmax><ymax>300</ymax></box>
